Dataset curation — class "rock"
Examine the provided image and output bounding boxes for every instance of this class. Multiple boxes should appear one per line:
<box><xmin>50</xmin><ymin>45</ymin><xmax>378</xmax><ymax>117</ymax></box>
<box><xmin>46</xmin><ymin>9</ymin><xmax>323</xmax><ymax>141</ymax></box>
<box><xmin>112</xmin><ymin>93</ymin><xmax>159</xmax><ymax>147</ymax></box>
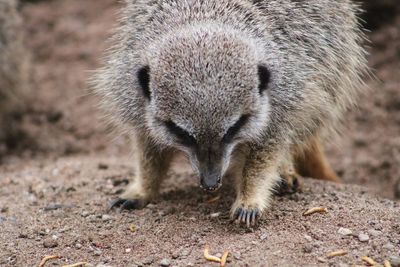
<box><xmin>43</xmin><ymin>238</ymin><xmax>58</xmax><ymax>248</ymax></box>
<box><xmin>128</xmin><ymin>261</ymin><xmax>143</xmax><ymax>267</ymax></box>
<box><xmin>302</xmin><ymin>244</ymin><xmax>313</xmax><ymax>253</ymax></box>
<box><xmin>159</xmin><ymin>258</ymin><xmax>170</xmax><ymax>266</ymax></box>
<box><xmin>81</xmin><ymin>211</ymin><xmax>90</xmax><ymax>217</ymax></box>
<box><xmin>234</xmin><ymin>252</ymin><xmax>241</xmax><ymax>260</ymax></box>
<box><xmin>180</xmin><ymin>248</ymin><xmax>190</xmax><ymax>257</ymax></box>
<box><xmin>93</xmin><ymin>250</ymin><xmax>102</xmax><ymax>256</ymax></box>
<box><xmin>390</xmin><ymin>256</ymin><xmax>400</xmax><ymax>267</ymax></box>
<box><xmin>338</xmin><ymin>227</ymin><xmax>353</xmax><ymax>236</ymax></box>
<box><xmin>43</xmin><ymin>203</ymin><xmax>63</xmax><ymax>211</ymax></box>
<box><xmin>304</xmin><ymin>235</ymin><xmax>312</xmax><ymax>242</ymax></box>
<box><xmin>146</xmin><ymin>203</ymin><xmax>156</xmax><ymax>210</ymax></box>
<box><xmin>75</xmin><ymin>243</ymin><xmax>82</xmax><ymax>249</ymax></box>
<box><xmin>358</xmin><ymin>233</ymin><xmax>369</xmax><ymax>242</ymax></box>
<box><xmin>383</xmin><ymin>243</ymin><xmax>395</xmax><ymax>251</ymax></box>
<box><xmin>98</xmin><ymin>163</ymin><xmax>109</xmax><ymax>170</ymax></box>
<box><xmin>367</xmin><ymin>229</ymin><xmax>382</xmax><ymax>237</ymax></box>
<box><xmin>142</xmin><ymin>256</ymin><xmax>154</xmax><ymax>265</ymax></box>
<box><xmin>101</xmin><ymin>214</ymin><xmax>113</xmax><ymax>221</ymax></box>
<box><xmin>18</xmin><ymin>232</ymin><xmax>28</xmax><ymax>239</ymax></box>
<box><xmin>260</xmin><ymin>233</ymin><xmax>268</xmax><ymax>241</ymax></box>
<box><xmin>210</xmin><ymin>212</ymin><xmax>220</xmax><ymax>218</ymax></box>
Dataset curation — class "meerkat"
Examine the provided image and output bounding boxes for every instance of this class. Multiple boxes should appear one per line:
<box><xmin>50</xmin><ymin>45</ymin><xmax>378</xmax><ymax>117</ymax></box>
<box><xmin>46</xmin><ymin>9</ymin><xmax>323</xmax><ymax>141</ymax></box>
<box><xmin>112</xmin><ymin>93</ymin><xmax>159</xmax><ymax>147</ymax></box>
<box><xmin>94</xmin><ymin>0</ymin><xmax>367</xmax><ymax>227</ymax></box>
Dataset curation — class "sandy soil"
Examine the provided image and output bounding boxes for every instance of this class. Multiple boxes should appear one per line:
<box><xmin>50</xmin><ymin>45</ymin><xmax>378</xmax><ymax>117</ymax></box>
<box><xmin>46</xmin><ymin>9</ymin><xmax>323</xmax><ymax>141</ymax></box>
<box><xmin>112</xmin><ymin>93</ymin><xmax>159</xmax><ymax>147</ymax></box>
<box><xmin>0</xmin><ymin>0</ymin><xmax>399</xmax><ymax>266</ymax></box>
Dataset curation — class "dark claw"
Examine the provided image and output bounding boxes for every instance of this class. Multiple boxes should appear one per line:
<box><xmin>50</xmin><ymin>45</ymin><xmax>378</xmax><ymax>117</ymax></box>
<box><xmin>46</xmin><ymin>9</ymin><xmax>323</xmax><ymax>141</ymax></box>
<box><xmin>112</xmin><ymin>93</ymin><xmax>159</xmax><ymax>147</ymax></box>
<box><xmin>120</xmin><ymin>199</ymin><xmax>143</xmax><ymax>210</ymax></box>
<box><xmin>232</xmin><ymin>207</ymin><xmax>260</xmax><ymax>227</ymax></box>
<box><xmin>108</xmin><ymin>198</ymin><xmax>147</xmax><ymax>211</ymax></box>
<box><xmin>108</xmin><ymin>198</ymin><xmax>126</xmax><ymax>210</ymax></box>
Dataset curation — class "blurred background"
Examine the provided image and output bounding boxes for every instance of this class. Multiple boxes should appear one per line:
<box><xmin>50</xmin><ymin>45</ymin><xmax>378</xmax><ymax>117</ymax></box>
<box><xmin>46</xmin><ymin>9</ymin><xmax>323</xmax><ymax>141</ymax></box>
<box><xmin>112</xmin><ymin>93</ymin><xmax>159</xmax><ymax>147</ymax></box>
<box><xmin>1</xmin><ymin>0</ymin><xmax>399</xmax><ymax>199</ymax></box>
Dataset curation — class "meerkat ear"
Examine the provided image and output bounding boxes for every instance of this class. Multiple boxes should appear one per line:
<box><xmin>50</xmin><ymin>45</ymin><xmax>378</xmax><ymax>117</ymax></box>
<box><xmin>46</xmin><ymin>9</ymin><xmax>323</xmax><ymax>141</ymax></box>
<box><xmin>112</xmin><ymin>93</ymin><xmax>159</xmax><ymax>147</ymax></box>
<box><xmin>258</xmin><ymin>65</ymin><xmax>270</xmax><ymax>94</ymax></box>
<box><xmin>137</xmin><ymin>66</ymin><xmax>151</xmax><ymax>100</ymax></box>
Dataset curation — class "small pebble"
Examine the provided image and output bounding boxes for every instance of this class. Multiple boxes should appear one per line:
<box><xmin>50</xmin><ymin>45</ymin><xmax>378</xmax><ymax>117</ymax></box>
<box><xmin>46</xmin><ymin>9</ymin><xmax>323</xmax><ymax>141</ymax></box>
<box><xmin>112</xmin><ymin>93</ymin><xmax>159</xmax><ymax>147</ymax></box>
<box><xmin>143</xmin><ymin>256</ymin><xmax>154</xmax><ymax>265</ymax></box>
<box><xmin>146</xmin><ymin>203</ymin><xmax>156</xmax><ymax>210</ymax></box>
<box><xmin>43</xmin><ymin>203</ymin><xmax>63</xmax><ymax>211</ymax></box>
<box><xmin>210</xmin><ymin>212</ymin><xmax>220</xmax><ymax>218</ymax></box>
<box><xmin>18</xmin><ymin>233</ymin><xmax>28</xmax><ymax>238</ymax></box>
<box><xmin>93</xmin><ymin>249</ymin><xmax>102</xmax><ymax>256</ymax></box>
<box><xmin>98</xmin><ymin>163</ymin><xmax>109</xmax><ymax>170</ymax></box>
<box><xmin>159</xmin><ymin>258</ymin><xmax>170</xmax><ymax>267</ymax></box>
<box><xmin>367</xmin><ymin>229</ymin><xmax>382</xmax><ymax>237</ymax></box>
<box><xmin>234</xmin><ymin>252</ymin><xmax>241</xmax><ymax>260</ymax></box>
<box><xmin>126</xmin><ymin>248</ymin><xmax>132</xmax><ymax>253</ymax></box>
<box><xmin>338</xmin><ymin>227</ymin><xmax>352</xmax><ymax>236</ymax></box>
<box><xmin>383</xmin><ymin>243</ymin><xmax>395</xmax><ymax>251</ymax></box>
<box><xmin>75</xmin><ymin>243</ymin><xmax>82</xmax><ymax>249</ymax></box>
<box><xmin>302</xmin><ymin>244</ymin><xmax>313</xmax><ymax>253</ymax></box>
<box><xmin>390</xmin><ymin>256</ymin><xmax>400</xmax><ymax>267</ymax></box>
<box><xmin>180</xmin><ymin>248</ymin><xmax>190</xmax><ymax>257</ymax></box>
<box><xmin>358</xmin><ymin>233</ymin><xmax>369</xmax><ymax>242</ymax></box>
<box><xmin>260</xmin><ymin>233</ymin><xmax>268</xmax><ymax>241</ymax></box>
<box><xmin>43</xmin><ymin>238</ymin><xmax>58</xmax><ymax>248</ymax></box>
<box><xmin>101</xmin><ymin>215</ymin><xmax>113</xmax><ymax>221</ymax></box>
<box><xmin>304</xmin><ymin>235</ymin><xmax>312</xmax><ymax>242</ymax></box>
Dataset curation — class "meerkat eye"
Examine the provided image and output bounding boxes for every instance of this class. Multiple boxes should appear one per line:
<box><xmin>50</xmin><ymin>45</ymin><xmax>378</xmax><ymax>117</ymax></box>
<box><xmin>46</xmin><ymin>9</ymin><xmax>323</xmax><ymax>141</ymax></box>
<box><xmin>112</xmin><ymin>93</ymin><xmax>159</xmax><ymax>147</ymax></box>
<box><xmin>222</xmin><ymin>114</ymin><xmax>250</xmax><ymax>143</ymax></box>
<box><xmin>137</xmin><ymin>66</ymin><xmax>151</xmax><ymax>99</ymax></box>
<box><xmin>164</xmin><ymin>120</ymin><xmax>197</xmax><ymax>146</ymax></box>
<box><xmin>258</xmin><ymin>65</ymin><xmax>270</xmax><ymax>94</ymax></box>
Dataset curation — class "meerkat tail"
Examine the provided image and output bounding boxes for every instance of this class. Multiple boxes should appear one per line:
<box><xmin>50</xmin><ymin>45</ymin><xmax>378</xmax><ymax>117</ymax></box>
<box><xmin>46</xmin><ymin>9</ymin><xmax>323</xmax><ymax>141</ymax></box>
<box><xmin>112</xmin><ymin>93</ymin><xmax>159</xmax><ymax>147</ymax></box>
<box><xmin>294</xmin><ymin>137</ymin><xmax>340</xmax><ymax>182</ymax></box>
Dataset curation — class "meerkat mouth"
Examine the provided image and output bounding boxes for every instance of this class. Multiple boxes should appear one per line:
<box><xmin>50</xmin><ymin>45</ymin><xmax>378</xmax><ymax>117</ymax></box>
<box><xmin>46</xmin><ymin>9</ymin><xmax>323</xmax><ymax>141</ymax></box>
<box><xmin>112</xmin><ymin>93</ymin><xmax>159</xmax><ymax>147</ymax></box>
<box><xmin>199</xmin><ymin>181</ymin><xmax>222</xmax><ymax>192</ymax></box>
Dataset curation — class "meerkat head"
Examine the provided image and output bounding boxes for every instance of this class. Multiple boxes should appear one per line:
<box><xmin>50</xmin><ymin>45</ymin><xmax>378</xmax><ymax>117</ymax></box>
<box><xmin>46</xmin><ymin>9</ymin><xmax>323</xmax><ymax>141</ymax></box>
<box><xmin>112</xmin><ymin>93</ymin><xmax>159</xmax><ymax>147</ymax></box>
<box><xmin>140</xmin><ymin>26</ymin><xmax>271</xmax><ymax>191</ymax></box>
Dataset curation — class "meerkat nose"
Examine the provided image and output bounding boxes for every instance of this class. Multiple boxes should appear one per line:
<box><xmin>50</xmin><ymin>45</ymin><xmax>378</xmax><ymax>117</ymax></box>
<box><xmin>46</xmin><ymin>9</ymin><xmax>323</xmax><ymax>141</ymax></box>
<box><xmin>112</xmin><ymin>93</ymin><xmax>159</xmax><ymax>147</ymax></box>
<box><xmin>200</xmin><ymin>173</ymin><xmax>222</xmax><ymax>191</ymax></box>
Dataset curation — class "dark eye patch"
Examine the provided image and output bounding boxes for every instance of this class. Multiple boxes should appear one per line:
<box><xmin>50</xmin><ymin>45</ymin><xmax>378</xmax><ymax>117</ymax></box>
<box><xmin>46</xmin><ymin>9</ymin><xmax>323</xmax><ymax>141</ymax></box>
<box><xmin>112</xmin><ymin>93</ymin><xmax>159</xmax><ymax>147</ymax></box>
<box><xmin>164</xmin><ymin>120</ymin><xmax>197</xmax><ymax>146</ymax></box>
<box><xmin>258</xmin><ymin>65</ymin><xmax>270</xmax><ymax>94</ymax></box>
<box><xmin>222</xmin><ymin>115</ymin><xmax>250</xmax><ymax>143</ymax></box>
<box><xmin>137</xmin><ymin>66</ymin><xmax>151</xmax><ymax>99</ymax></box>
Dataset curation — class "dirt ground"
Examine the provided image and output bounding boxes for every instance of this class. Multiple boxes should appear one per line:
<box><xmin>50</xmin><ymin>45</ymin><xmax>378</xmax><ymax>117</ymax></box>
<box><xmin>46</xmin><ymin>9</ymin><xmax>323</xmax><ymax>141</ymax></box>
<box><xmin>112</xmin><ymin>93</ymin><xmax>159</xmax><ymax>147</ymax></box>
<box><xmin>0</xmin><ymin>0</ymin><xmax>399</xmax><ymax>266</ymax></box>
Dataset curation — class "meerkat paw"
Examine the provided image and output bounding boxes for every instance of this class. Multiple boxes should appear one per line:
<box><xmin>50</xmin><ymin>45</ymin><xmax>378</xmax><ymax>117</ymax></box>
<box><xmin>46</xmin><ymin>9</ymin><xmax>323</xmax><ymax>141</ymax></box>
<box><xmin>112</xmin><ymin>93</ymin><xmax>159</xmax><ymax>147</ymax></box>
<box><xmin>108</xmin><ymin>198</ymin><xmax>148</xmax><ymax>211</ymax></box>
<box><xmin>231</xmin><ymin>206</ymin><xmax>261</xmax><ymax>227</ymax></box>
<box><xmin>275</xmin><ymin>170</ymin><xmax>303</xmax><ymax>196</ymax></box>
<box><xmin>230</xmin><ymin>196</ymin><xmax>269</xmax><ymax>227</ymax></box>
<box><xmin>108</xmin><ymin>182</ymin><xmax>152</xmax><ymax>211</ymax></box>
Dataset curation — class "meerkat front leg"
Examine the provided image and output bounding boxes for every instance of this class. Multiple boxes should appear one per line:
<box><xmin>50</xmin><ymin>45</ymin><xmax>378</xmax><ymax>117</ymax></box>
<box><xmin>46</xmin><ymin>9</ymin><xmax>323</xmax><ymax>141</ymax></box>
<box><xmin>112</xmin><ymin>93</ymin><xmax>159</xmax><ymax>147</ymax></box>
<box><xmin>109</xmin><ymin>134</ymin><xmax>173</xmax><ymax>211</ymax></box>
<box><xmin>231</xmin><ymin>145</ymin><xmax>284</xmax><ymax>227</ymax></box>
